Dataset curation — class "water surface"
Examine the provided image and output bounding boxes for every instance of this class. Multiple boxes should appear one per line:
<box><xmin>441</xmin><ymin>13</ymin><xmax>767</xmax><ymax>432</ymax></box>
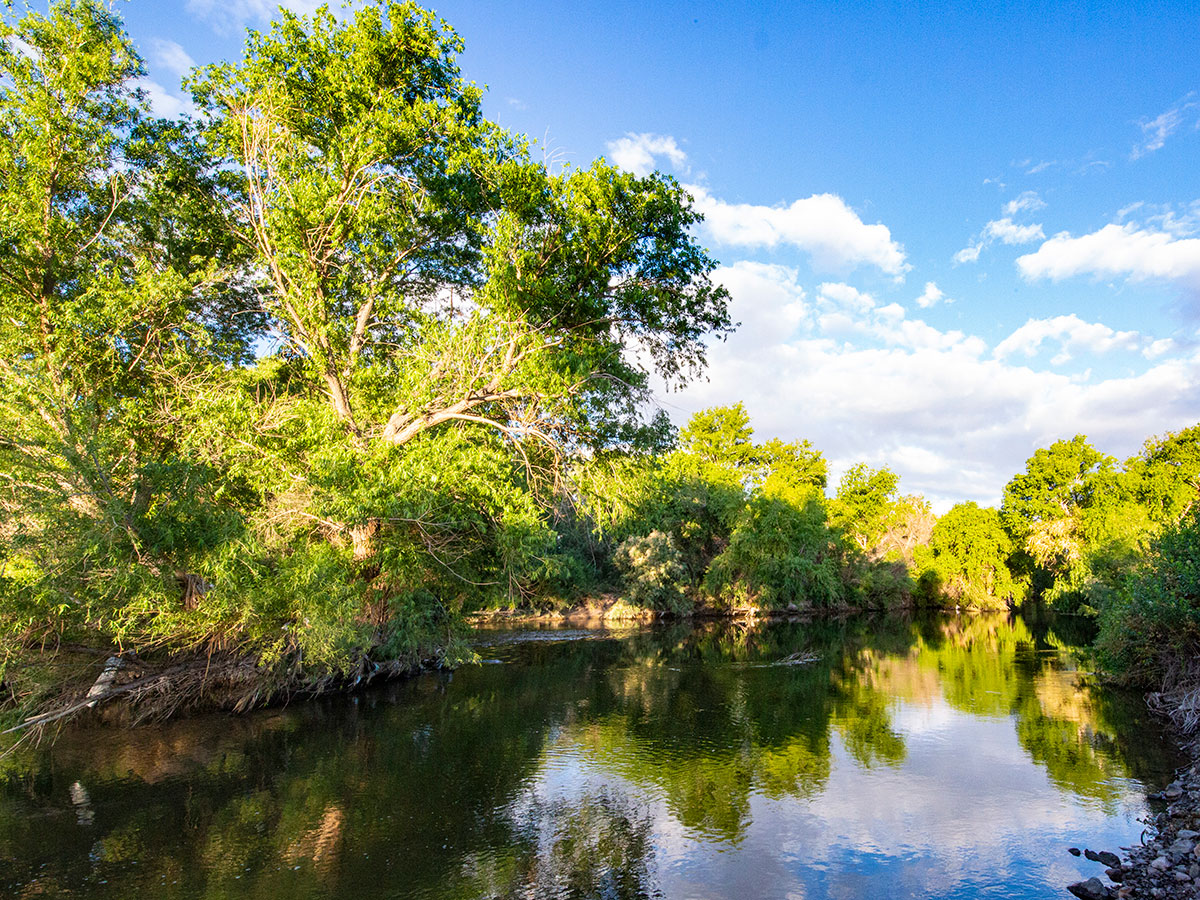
<box><xmin>0</xmin><ymin>612</ymin><xmax>1183</xmax><ymax>899</ymax></box>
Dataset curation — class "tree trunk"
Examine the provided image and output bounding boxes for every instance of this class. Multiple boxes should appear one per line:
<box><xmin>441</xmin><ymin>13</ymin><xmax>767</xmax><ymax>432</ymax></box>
<box><xmin>351</xmin><ymin>519</ymin><xmax>379</xmax><ymax>561</ymax></box>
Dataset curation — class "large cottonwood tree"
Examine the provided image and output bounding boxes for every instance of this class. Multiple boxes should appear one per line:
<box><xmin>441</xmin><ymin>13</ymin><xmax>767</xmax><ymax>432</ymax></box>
<box><xmin>191</xmin><ymin>1</ymin><xmax>731</xmax><ymax>454</ymax></box>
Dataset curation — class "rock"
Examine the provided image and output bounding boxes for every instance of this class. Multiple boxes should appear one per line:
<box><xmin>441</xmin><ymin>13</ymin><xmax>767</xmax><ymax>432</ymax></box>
<box><xmin>1069</xmin><ymin>847</ymin><xmax>1082</xmax><ymax>856</ymax></box>
<box><xmin>1174</xmin><ymin>870</ymin><xmax>1192</xmax><ymax>882</ymax></box>
<box><xmin>1180</xmin><ymin>829</ymin><xmax>1200</xmax><ymax>840</ymax></box>
<box><xmin>1105</xmin><ymin>867</ymin><xmax>1124</xmax><ymax>882</ymax></box>
<box><xmin>1169</xmin><ymin>838</ymin><xmax>1196</xmax><ymax>858</ymax></box>
<box><xmin>1085</xmin><ymin>849</ymin><xmax>1122</xmax><ymax>868</ymax></box>
<box><xmin>1165</xmin><ymin>784</ymin><xmax>1185</xmax><ymax>799</ymax></box>
<box><xmin>1151</xmin><ymin>856</ymin><xmax>1172</xmax><ymax>871</ymax></box>
<box><xmin>1068</xmin><ymin>877</ymin><xmax>1113</xmax><ymax>900</ymax></box>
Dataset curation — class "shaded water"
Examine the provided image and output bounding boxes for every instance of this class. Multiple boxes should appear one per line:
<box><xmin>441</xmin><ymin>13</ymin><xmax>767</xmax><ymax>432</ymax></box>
<box><xmin>0</xmin><ymin>612</ymin><xmax>1184</xmax><ymax>899</ymax></box>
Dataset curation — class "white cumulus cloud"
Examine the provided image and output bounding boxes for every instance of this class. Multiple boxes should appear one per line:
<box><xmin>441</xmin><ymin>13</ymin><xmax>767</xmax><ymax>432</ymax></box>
<box><xmin>605</xmin><ymin>133</ymin><xmax>689</xmax><ymax>177</ymax></box>
<box><xmin>953</xmin><ymin>244</ymin><xmax>982</xmax><ymax>265</ymax></box>
<box><xmin>993</xmin><ymin>314</ymin><xmax>1145</xmax><ymax>364</ymax></box>
<box><xmin>136</xmin><ymin>78</ymin><xmax>194</xmax><ymax>118</ymax></box>
<box><xmin>687</xmin><ymin>186</ymin><xmax>910</xmax><ymax>280</ymax></box>
<box><xmin>983</xmin><ymin>217</ymin><xmax>1045</xmax><ymax>245</ymax></box>
<box><xmin>150</xmin><ymin>38</ymin><xmax>196</xmax><ymax>80</ymax></box>
<box><xmin>957</xmin><ymin>196</ymin><xmax>1046</xmax><ymax>263</ymax></box>
<box><xmin>1004</xmin><ymin>191</ymin><xmax>1046</xmax><ymax>216</ymax></box>
<box><xmin>1016</xmin><ymin>223</ymin><xmax>1200</xmax><ymax>295</ymax></box>
<box><xmin>915</xmin><ymin>282</ymin><xmax>951</xmax><ymax>308</ymax></box>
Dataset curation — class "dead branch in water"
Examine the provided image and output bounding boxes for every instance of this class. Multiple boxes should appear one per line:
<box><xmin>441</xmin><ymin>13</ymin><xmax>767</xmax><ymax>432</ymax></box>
<box><xmin>1146</xmin><ymin>653</ymin><xmax>1200</xmax><ymax>735</ymax></box>
<box><xmin>2</xmin><ymin>656</ymin><xmax>262</xmax><ymax>737</ymax></box>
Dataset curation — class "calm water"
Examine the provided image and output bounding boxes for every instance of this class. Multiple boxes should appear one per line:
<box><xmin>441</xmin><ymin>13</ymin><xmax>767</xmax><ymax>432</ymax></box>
<box><xmin>0</xmin><ymin>613</ymin><xmax>1184</xmax><ymax>899</ymax></box>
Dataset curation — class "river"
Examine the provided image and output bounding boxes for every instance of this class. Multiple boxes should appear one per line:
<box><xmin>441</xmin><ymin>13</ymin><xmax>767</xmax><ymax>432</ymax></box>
<box><xmin>0</xmin><ymin>612</ymin><xmax>1184</xmax><ymax>899</ymax></box>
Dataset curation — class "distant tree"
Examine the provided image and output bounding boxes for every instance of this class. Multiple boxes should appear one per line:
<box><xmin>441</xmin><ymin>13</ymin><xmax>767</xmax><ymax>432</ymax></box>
<box><xmin>706</xmin><ymin>494</ymin><xmax>845</xmax><ymax>610</ymax></box>
<box><xmin>1000</xmin><ymin>435</ymin><xmax>1114</xmax><ymax>543</ymax></box>
<box><xmin>1001</xmin><ymin>435</ymin><xmax>1161</xmax><ymax>609</ymax></box>
<box><xmin>679</xmin><ymin>403</ymin><xmax>757</xmax><ymax>474</ymax></box>
<box><xmin>829</xmin><ymin>463</ymin><xmax>901</xmax><ymax>553</ymax></box>
<box><xmin>754</xmin><ymin>438</ymin><xmax>827</xmax><ymax>500</ymax></box>
<box><xmin>876</xmin><ymin>495</ymin><xmax>936</xmax><ymax>566</ymax></box>
<box><xmin>919</xmin><ymin>503</ymin><xmax>1020</xmax><ymax>608</ymax></box>
<box><xmin>1126</xmin><ymin>425</ymin><xmax>1200</xmax><ymax>525</ymax></box>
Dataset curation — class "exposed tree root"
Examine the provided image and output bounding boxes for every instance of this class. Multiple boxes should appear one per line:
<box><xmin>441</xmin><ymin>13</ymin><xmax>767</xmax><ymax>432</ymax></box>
<box><xmin>2</xmin><ymin>649</ymin><xmax>421</xmax><ymax>743</ymax></box>
<box><xmin>1145</xmin><ymin>654</ymin><xmax>1200</xmax><ymax>737</ymax></box>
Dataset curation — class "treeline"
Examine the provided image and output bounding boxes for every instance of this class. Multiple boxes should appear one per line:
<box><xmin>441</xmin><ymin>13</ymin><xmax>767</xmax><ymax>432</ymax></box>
<box><xmin>569</xmin><ymin>404</ymin><xmax>1199</xmax><ymax>635</ymax></box>
<box><xmin>0</xmin><ymin>1</ymin><xmax>1196</xmax><ymax>724</ymax></box>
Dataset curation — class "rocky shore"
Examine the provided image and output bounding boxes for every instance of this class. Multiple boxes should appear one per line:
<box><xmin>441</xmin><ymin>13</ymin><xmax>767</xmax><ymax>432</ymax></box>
<box><xmin>1069</xmin><ymin>758</ymin><xmax>1200</xmax><ymax>899</ymax></box>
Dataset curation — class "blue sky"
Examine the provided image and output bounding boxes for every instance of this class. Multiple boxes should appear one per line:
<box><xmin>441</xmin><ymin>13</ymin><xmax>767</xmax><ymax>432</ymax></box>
<box><xmin>117</xmin><ymin>0</ymin><xmax>1200</xmax><ymax>509</ymax></box>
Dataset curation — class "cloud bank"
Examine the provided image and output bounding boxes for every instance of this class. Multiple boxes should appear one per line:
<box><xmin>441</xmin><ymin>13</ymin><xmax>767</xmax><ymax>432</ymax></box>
<box><xmin>662</xmin><ymin>262</ymin><xmax>1198</xmax><ymax>510</ymax></box>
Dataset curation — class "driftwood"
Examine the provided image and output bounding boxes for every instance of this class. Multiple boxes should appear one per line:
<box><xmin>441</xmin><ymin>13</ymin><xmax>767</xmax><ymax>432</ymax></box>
<box><xmin>2</xmin><ymin>656</ymin><xmax>261</xmax><ymax>736</ymax></box>
<box><xmin>2</xmin><ymin>648</ymin><xmax>421</xmax><ymax>741</ymax></box>
<box><xmin>729</xmin><ymin>650</ymin><xmax>819</xmax><ymax>670</ymax></box>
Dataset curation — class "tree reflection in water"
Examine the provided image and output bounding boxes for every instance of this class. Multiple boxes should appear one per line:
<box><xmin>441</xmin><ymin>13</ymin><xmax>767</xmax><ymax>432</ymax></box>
<box><xmin>0</xmin><ymin>613</ymin><xmax>1184</xmax><ymax>900</ymax></box>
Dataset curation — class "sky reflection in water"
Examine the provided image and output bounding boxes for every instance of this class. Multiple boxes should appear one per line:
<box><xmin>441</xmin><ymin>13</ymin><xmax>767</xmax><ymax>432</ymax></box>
<box><xmin>0</xmin><ymin>613</ymin><xmax>1184</xmax><ymax>899</ymax></box>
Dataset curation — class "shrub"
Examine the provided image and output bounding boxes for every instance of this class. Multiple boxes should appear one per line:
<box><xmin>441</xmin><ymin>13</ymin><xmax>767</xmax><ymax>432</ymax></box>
<box><xmin>1096</xmin><ymin>509</ymin><xmax>1200</xmax><ymax>686</ymax></box>
<box><xmin>613</xmin><ymin>531</ymin><xmax>691</xmax><ymax>614</ymax></box>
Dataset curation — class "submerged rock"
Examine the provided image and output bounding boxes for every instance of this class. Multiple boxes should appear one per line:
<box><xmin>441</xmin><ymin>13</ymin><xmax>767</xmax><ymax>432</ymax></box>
<box><xmin>1067</xmin><ymin>877</ymin><xmax>1112</xmax><ymax>900</ymax></box>
<box><xmin>1084</xmin><ymin>849</ymin><xmax>1122</xmax><ymax>868</ymax></box>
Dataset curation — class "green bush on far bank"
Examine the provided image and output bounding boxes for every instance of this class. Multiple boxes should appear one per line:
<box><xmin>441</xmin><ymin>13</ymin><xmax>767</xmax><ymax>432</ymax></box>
<box><xmin>1096</xmin><ymin>509</ymin><xmax>1200</xmax><ymax>687</ymax></box>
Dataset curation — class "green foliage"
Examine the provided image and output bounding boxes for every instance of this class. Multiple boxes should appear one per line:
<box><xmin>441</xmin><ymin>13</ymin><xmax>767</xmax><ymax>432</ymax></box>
<box><xmin>679</xmin><ymin>403</ymin><xmax>757</xmax><ymax>472</ymax></box>
<box><xmin>1096</xmin><ymin>509</ymin><xmax>1200</xmax><ymax>685</ymax></box>
<box><xmin>755</xmin><ymin>438</ymin><xmax>828</xmax><ymax>498</ymax></box>
<box><xmin>1126</xmin><ymin>425</ymin><xmax>1200</xmax><ymax>525</ymax></box>
<box><xmin>706</xmin><ymin>495</ymin><xmax>846</xmax><ymax>610</ymax></box>
<box><xmin>916</xmin><ymin>502</ymin><xmax>1019</xmax><ymax>609</ymax></box>
<box><xmin>999</xmin><ymin>431</ymin><xmax>1191</xmax><ymax>614</ymax></box>
<box><xmin>189</xmin><ymin>1</ymin><xmax>731</xmax><ymax>450</ymax></box>
<box><xmin>1001</xmin><ymin>435</ymin><xmax>1115</xmax><ymax>540</ymax></box>
<box><xmin>1001</xmin><ymin>435</ymin><xmax>1122</xmax><ymax>609</ymax></box>
<box><xmin>0</xmin><ymin>0</ymin><xmax>255</xmax><ymax>663</ymax></box>
<box><xmin>828</xmin><ymin>463</ymin><xmax>901</xmax><ymax>552</ymax></box>
<box><xmin>613</xmin><ymin>531</ymin><xmax>690</xmax><ymax>614</ymax></box>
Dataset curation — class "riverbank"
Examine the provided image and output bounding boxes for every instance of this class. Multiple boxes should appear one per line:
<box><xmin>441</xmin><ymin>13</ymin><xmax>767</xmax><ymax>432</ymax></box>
<box><xmin>1069</xmin><ymin>720</ymin><xmax>1200</xmax><ymax>898</ymax></box>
